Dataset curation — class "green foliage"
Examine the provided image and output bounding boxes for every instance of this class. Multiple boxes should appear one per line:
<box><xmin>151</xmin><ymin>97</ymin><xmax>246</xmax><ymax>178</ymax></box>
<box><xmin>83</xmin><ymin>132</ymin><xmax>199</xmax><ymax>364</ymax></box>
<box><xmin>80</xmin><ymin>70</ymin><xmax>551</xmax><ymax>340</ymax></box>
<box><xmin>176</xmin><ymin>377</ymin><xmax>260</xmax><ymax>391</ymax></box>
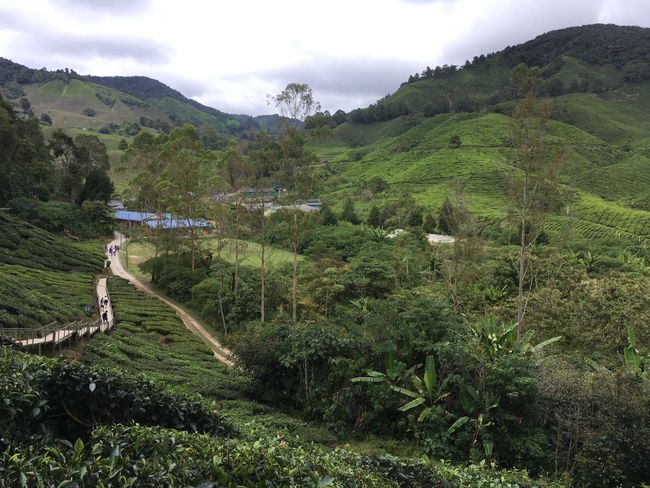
<box><xmin>83</xmin><ymin>277</ymin><xmax>249</xmax><ymax>400</ymax></box>
<box><xmin>39</xmin><ymin>112</ymin><xmax>52</xmax><ymax>126</ymax></box>
<box><xmin>0</xmin><ymin>95</ymin><xmax>52</xmax><ymax>205</ymax></box>
<box><xmin>537</xmin><ymin>362</ymin><xmax>650</xmax><ymax>487</ymax></box>
<box><xmin>0</xmin><ymin>347</ymin><xmax>235</xmax><ymax>444</ymax></box>
<box><xmin>78</xmin><ymin>168</ymin><xmax>114</xmax><ymax>204</ymax></box>
<box><xmin>340</xmin><ymin>197</ymin><xmax>360</xmax><ymax>224</ymax></box>
<box><xmin>81</xmin><ymin>107</ymin><xmax>96</xmax><ymax>117</ymax></box>
<box><xmin>0</xmin><ymin>212</ymin><xmax>103</xmax><ymax>272</ymax></box>
<box><xmin>320</xmin><ymin>201</ymin><xmax>337</xmax><ymax>225</ymax></box>
<box><xmin>0</xmin><ymin>263</ymin><xmax>94</xmax><ymax>327</ymax></box>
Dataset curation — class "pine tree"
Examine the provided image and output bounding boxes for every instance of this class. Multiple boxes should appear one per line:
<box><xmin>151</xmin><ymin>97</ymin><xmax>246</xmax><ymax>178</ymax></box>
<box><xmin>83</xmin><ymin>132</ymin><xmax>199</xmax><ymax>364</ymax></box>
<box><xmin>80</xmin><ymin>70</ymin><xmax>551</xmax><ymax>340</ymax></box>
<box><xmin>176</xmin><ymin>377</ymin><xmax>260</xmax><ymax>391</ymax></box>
<box><xmin>367</xmin><ymin>205</ymin><xmax>382</xmax><ymax>227</ymax></box>
<box><xmin>423</xmin><ymin>213</ymin><xmax>437</xmax><ymax>233</ymax></box>
<box><xmin>340</xmin><ymin>197</ymin><xmax>360</xmax><ymax>224</ymax></box>
<box><xmin>438</xmin><ymin>196</ymin><xmax>454</xmax><ymax>234</ymax></box>
<box><xmin>320</xmin><ymin>201</ymin><xmax>337</xmax><ymax>225</ymax></box>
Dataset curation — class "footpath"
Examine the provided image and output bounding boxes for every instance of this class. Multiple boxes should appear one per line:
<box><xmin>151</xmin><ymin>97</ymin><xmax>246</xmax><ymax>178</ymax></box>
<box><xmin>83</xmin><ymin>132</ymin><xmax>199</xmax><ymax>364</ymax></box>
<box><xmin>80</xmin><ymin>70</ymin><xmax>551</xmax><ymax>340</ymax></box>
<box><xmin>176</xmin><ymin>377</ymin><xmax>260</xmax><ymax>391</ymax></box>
<box><xmin>107</xmin><ymin>233</ymin><xmax>233</xmax><ymax>366</ymax></box>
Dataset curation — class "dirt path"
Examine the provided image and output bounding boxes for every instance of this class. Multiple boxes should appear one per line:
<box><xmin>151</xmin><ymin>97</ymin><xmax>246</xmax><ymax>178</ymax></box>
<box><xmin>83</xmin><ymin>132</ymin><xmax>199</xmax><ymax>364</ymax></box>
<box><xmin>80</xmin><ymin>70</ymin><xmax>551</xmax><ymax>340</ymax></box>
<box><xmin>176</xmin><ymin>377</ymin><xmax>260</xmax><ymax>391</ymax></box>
<box><xmin>107</xmin><ymin>233</ymin><xmax>233</xmax><ymax>366</ymax></box>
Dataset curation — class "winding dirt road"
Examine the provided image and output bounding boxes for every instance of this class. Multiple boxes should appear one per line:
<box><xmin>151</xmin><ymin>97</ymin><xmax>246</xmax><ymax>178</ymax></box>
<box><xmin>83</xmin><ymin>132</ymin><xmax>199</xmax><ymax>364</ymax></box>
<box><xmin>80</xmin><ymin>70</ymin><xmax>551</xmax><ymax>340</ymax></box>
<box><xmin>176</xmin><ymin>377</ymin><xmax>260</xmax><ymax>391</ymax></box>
<box><xmin>107</xmin><ymin>233</ymin><xmax>233</xmax><ymax>366</ymax></box>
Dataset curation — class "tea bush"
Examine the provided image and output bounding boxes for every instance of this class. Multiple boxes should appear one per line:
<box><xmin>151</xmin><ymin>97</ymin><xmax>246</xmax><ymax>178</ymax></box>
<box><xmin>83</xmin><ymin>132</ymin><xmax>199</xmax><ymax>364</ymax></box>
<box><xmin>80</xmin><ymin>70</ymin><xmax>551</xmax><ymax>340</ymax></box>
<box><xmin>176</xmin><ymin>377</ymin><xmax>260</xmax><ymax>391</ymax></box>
<box><xmin>0</xmin><ymin>212</ymin><xmax>103</xmax><ymax>272</ymax></box>
<box><xmin>83</xmin><ymin>277</ymin><xmax>251</xmax><ymax>400</ymax></box>
<box><xmin>0</xmin><ymin>348</ymin><xmax>235</xmax><ymax>444</ymax></box>
<box><xmin>0</xmin><ymin>263</ymin><xmax>95</xmax><ymax>327</ymax></box>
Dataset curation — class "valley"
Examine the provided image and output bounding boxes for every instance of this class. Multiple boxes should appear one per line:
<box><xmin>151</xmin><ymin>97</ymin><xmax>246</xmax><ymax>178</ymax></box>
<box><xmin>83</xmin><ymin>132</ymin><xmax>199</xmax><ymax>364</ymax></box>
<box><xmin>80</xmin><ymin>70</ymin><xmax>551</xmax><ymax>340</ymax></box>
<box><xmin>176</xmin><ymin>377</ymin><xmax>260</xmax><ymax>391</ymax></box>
<box><xmin>1</xmin><ymin>22</ymin><xmax>650</xmax><ymax>487</ymax></box>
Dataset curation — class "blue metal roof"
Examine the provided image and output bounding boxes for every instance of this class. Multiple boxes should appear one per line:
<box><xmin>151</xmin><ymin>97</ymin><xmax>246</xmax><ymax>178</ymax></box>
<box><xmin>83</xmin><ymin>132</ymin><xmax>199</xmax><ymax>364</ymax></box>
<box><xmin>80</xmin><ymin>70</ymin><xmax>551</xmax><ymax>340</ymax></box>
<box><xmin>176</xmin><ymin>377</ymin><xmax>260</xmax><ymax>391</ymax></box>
<box><xmin>114</xmin><ymin>210</ymin><xmax>157</xmax><ymax>222</ymax></box>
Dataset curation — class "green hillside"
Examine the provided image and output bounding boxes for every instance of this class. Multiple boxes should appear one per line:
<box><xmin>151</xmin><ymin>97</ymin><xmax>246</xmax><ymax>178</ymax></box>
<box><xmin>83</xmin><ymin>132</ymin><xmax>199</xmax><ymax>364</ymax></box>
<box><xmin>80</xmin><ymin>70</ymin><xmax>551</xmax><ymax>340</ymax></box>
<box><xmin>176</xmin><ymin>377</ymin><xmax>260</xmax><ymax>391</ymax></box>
<box><xmin>312</xmin><ymin>24</ymin><xmax>650</xmax><ymax>242</ymax></box>
<box><xmin>0</xmin><ymin>57</ymin><xmax>264</xmax><ymax>145</ymax></box>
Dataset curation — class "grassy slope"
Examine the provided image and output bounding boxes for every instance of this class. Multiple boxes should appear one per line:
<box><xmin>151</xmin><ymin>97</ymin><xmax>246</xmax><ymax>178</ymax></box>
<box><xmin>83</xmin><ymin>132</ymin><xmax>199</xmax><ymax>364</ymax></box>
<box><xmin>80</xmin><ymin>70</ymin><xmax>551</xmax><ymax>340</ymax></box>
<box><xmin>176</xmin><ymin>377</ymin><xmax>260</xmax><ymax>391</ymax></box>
<box><xmin>25</xmin><ymin>79</ymin><xmax>167</xmax><ymax>131</ymax></box>
<box><xmin>0</xmin><ymin>212</ymin><xmax>104</xmax><ymax>328</ymax></box>
<box><xmin>315</xmin><ymin>77</ymin><xmax>650</xmax><ymax>240</ymax></box>
<box><xmin>122</xmin><ymin>238</ymin><xmax>301</xmax><ymax>282</ymax></box>
<box><xmin>82</xmin><ymin>277</ymin><xmax>249</xmax><ymax>400</ymax></box>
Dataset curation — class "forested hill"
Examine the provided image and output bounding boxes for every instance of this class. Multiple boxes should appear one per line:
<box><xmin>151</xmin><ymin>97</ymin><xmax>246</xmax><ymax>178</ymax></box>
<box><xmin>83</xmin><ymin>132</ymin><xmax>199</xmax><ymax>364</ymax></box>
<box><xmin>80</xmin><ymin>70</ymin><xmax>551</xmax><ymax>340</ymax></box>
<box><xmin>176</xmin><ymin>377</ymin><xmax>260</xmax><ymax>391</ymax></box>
<box><xmin>0</xmin><ymin>57</ymin><xmax>278</xmax><ymax>138</ymax></box>
<box><xmin>338</xmin><ymin>24</ymin><xmax>650</xmax><ymax>122</ymax></box>
<box><xmin>310</xmin><ymin>23</ymin><xmax>650</xmax><ymax>244</ymax></box>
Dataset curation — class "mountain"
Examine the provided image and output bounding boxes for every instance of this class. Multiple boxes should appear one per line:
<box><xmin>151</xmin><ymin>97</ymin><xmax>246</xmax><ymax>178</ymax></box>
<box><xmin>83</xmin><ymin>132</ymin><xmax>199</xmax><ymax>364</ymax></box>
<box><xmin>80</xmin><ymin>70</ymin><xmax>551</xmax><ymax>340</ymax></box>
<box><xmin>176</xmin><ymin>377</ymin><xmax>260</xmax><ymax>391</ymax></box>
<box><xmin>314</xmin><ymin>24</ymin><xmax>650</xmax><ymax>243</ymax></box>
<box><xmin>0</xmin><ymin>57</ymin><xmax>262</xmax><ymax>140</ymax></box>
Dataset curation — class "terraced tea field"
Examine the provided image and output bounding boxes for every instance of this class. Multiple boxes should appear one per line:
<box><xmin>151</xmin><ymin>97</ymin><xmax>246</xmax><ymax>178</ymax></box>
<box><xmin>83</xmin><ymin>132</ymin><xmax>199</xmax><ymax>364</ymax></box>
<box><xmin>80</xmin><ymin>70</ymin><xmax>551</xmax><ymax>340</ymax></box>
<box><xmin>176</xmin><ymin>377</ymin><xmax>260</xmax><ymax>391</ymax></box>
<box><xmin>82</xmin><ymin>277</ymin><xmax>249</xmax><ymax>400</ymax></box>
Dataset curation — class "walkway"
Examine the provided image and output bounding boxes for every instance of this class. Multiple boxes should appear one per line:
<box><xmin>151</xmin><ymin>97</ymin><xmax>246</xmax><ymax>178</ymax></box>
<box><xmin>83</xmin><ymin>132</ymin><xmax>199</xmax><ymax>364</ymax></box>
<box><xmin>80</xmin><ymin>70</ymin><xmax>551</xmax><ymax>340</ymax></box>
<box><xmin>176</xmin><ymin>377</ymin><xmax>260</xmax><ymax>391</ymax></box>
<box><xmin>6</xmin><ymin>276</ymin><xmax>115</xmax><ymax>349</ymax></box>
<box><xmin>96</xmin><ymin>276</ymin><xmax>115</xmax><ymax>332</ymax></box>
<box><xmin>107</xmin><ymin>232</ymin><xmax>233</xmax><ymax>366</ymax></box>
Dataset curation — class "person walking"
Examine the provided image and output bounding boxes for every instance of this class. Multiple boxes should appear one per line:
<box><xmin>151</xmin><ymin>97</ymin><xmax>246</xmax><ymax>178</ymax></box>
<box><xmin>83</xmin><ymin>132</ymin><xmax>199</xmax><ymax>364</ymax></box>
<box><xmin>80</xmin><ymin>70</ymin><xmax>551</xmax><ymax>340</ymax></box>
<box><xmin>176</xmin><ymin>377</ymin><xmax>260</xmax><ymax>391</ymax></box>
<box><xmin>101</xmin><ymin>310</ymin><xmax>108</xmax><ymax>325</ymax></box>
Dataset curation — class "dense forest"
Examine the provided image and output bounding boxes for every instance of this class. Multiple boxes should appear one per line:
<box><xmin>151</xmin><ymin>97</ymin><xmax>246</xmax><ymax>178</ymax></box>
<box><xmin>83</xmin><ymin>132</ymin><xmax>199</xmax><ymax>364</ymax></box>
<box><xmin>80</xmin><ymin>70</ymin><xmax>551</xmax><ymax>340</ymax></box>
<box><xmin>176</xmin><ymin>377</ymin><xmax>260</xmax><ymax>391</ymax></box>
<box><xmin>1</xmin><ymin>23</ymin><xmax>650</xmax><ymax>487</ymax></box>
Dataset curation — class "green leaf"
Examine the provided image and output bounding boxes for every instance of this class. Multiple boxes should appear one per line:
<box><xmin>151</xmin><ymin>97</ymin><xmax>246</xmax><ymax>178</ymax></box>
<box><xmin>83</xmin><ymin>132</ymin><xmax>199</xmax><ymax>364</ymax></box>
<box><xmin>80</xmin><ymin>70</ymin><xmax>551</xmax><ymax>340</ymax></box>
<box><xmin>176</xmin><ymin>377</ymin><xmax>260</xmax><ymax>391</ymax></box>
<box><xmin>351</xmin><ymin>376</ymin><xmax>385</xmax><ymax>383</ymax></box>
<box><xmin>389</xmin><ymin>385</ymin><xmax>420</xmax><ymax>398</ymax></box>
<box><xmin>318</xmin><ymin>476</ymin><xmax>335</xmax><ymax>487</ymax></box>
<box><xmin>447</xmin><ymin>416</ymin><xmax>469</xmax><ymax>434</ymax></box>
<box><xmin>624</xmin><ymin>346</ymin><xmax>641</xmax><ymax>372</ymax></box>
<box><xmin>423</xmin><ymin>355</ymin><xmax>436</xmax><ymax>398</ymax></box>
<box><xmin>366</xmin><ymin>371</ymin><xmax>386</xmax><ymax>378</ymax></box>
<box><xmin>385</xmin><ymin>348</ymin><xmax>398</xmax><ymax>380</ymax></box>
<box><xmin>418</xmin><ymin>407</ymin><xmax>432</xmax><ymax>423</ymax></box>
<box><xmin>459</xmin><ymin>385</ymin><xmax>478</xmax><ymax>414</ymax></box>
<box><xmin>531</xmin><ymin>336</ymin><xmax>563</xmax><ymax>354</ymax></box>
<box><xmin>627</xmin><ymin>326</ymin><xmax>637</xmax><ymax>348</ymax></box>
<box><xmin>412</xmin><ymin>376</ymin><xmax>424</xmax><ymax>395</ymax></box>
<box><xmin>74</xmin><ymin>438</ymin><xmax>84</xmax><ymax>457</ymax></box>
<box><xmin>88</xmin><ymin>382</ymin><xmax>96</xmax><ymax>392</ymax></box>
<box><xmin>483</xmin><ymin>437</ymin><xmax>494</xmax><ymax>458</ymax></box>
<box><xmin>398</xmin><ymin>396</ymin><xmax>426</xmax><ymax>412</ymax></box>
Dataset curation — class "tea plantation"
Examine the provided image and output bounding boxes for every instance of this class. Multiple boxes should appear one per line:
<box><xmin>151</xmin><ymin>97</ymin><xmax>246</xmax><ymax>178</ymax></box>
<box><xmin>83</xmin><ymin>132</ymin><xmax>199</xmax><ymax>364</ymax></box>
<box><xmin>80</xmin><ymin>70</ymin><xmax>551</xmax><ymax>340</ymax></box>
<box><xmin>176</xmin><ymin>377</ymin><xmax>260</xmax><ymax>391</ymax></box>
<box><xmin>0</xmin><ymin>348</ymin><xmax>563</xmax><ymax>487</ymax></box>
<box><xmin>82</xmin><ymin>277</ymin><xmax>249</xmax><ymax>400</ymax></box>
<box><xmin>0</xmin><ymin>213</ymin><xmax>103</xmax><ymax>328</ymax></box>
<box><xmin>0</xmin><ymin>212</ymin><xmax>104</xmax><ymax>272</ymax></box>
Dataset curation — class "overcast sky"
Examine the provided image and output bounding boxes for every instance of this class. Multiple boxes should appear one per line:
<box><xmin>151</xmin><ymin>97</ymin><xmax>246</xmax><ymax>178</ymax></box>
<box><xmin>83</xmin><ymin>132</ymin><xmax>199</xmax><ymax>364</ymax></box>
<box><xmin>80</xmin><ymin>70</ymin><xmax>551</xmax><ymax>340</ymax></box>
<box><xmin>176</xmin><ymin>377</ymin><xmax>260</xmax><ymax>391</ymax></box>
<box><xmin>0</xmin><ymin>0</ymin><xmax>649</xmax><ymax>116</ymax></box>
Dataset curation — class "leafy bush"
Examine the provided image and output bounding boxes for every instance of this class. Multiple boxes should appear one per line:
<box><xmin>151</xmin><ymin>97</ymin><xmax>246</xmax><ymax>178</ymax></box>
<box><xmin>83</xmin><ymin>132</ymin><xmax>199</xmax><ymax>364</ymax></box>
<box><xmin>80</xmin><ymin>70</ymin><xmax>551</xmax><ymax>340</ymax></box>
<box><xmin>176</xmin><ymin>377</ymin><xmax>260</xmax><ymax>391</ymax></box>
<box><xmin>0</xmin><ymin>212</ymin><xmax>103</xmax><ymax>272</ymax></box>
<box><xmin>0</xmin><ymin>263</ymin><xmax>95</xmax><ymax>327</ymax></box>
<box><xmin>83</xmin><ymin>277</ymin><xmax>251</xmax><ymax>400</ymax></box>
<box><xmin>0</xmin><ymin>347</ymin><xmax>235</xmax><ymax>444</ymax></box>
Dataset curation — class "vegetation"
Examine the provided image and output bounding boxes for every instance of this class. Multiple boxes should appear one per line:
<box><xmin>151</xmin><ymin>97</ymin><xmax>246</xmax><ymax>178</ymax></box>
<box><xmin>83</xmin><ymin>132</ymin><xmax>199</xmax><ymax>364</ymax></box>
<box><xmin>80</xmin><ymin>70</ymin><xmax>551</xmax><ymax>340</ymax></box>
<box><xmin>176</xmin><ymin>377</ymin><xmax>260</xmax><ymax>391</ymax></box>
<box><xmin>4</xmin><ymin>23</ymin><xmax>650</xmax><ymax>487</ymax></box>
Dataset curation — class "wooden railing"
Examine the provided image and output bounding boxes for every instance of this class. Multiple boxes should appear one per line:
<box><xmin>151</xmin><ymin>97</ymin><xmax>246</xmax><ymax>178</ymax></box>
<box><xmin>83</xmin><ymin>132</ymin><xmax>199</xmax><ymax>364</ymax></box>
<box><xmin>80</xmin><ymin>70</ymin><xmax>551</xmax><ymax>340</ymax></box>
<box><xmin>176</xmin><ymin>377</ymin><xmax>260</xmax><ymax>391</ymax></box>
<box><xmin>0</xmin><ymin>318</ymin><xmax>101</xmax><ymax>351</ymax></box>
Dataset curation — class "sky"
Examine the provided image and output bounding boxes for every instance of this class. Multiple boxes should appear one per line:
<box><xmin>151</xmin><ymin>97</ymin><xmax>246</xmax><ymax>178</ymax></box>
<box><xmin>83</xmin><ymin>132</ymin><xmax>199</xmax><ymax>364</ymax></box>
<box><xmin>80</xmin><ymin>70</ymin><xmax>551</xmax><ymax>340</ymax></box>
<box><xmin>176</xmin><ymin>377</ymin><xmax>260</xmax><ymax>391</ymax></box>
<box><xmin>0</xmin><ymin>0</ymin><xmax>649</xmax><ymax>116</ymax></box>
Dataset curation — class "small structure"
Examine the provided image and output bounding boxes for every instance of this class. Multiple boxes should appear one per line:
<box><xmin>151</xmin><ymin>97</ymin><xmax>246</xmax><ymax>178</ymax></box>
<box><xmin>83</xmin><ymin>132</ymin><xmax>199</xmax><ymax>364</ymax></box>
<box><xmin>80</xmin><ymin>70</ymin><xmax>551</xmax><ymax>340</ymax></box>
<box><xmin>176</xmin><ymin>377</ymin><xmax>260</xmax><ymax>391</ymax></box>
<box><xmin>387</xmin><ymin>228</ymin><xmax>408</xmax><ymax>239</ymax></box>
<box><xmin>108</xmin><ymin>199</ymin><xmax>125</xmax><ymax>211</ymax></box>
<box><xmin>305</xmin><ymin>198</ymin><xmax>322</xmax><ymax>209</ymax></box>
<box><xmin>266</xmin><ymin>203</ymin><xmax>320</xmax><ymax>215</ymax></box>
<box><xmin>426</xmin><ymin>233</ymin><xmax>455</xmax><ymax>244</ymax></box>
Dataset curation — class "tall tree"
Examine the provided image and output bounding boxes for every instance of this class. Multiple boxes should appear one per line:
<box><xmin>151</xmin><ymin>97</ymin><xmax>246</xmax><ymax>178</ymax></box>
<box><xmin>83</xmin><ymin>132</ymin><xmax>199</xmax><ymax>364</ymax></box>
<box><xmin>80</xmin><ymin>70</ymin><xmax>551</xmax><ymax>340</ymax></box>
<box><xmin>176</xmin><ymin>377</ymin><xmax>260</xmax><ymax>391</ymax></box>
<box><xmin>269</xmin><ymin>82</ymin><xmax>320</xmax><ymax>321</ymax></box>
<box><xmin>508</xmin><ymin>63</ymin><xmax>563</xmax><ymax>338</ymax></box>
<box><xmin>267</xmin><ymin>83</ymin><xmax>321</xmax><ymax>122</ymax></box>
<box><xmin>156</xmin><ymin>125</ymin><xmax>219</xmax><ymax>271</ymax></box>
<box><xmin>340</xmin><ymin>197</ymin><xmax>359</xmax><ymax>225</ymax></box>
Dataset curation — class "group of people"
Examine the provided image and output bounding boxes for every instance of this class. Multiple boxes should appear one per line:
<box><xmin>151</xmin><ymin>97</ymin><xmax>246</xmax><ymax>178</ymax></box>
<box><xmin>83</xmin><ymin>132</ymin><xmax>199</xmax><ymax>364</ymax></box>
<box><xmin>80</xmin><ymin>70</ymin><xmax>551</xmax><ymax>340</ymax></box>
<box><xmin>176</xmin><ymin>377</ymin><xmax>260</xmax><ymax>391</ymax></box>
<box><xmin>105</xmin><ymin>244</ymin><xmax>120</xmax><ymax>256</ymax></box>
<box><xmin>100</xmin><ymin>296</ymin><xmax>110</xmax><ymax>325</ymax></box>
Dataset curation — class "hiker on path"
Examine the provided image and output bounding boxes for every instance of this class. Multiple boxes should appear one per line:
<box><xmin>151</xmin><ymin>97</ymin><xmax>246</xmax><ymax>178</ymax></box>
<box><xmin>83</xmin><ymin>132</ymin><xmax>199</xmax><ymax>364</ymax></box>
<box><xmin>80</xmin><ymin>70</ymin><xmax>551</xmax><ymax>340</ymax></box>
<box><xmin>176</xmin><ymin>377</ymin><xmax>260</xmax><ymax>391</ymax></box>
<box><xmin>101</xmin><ymin>310</ymin><xmax>108</xmax><ymax>324</ymax></box>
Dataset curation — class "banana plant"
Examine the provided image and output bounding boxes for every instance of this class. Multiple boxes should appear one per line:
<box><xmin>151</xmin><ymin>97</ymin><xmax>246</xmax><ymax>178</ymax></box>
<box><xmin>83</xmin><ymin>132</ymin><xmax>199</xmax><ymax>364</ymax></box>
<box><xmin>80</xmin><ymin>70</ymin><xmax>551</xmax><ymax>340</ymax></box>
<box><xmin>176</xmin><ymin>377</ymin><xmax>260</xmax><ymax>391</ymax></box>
<box><xmin>447</xmin><ymin>384</ymin><xmax>497</xmax><ymax>459</ymax></box>
<box><xmin>351</xmin><ymin>347</ymin><xmax>412</xmax><ymax>384</ymax></box>
<box><xmin>390</xmin><ymin>355</ymin><xmax>450</xmax><ymax>422</ymax></box>
<box><xmin>471</xmin><ymin>317</ymin><xmax>562</xmax><ymax>362</ymax></box>
<box><xmin>624</xmin><ymin>326</ymin><xmax>643</xmax><ymax>373</ymax></box>
<box><xmin>352</xmin><ymin>353</ymin><xmax>448</xmax><ymax>422</ymax></box>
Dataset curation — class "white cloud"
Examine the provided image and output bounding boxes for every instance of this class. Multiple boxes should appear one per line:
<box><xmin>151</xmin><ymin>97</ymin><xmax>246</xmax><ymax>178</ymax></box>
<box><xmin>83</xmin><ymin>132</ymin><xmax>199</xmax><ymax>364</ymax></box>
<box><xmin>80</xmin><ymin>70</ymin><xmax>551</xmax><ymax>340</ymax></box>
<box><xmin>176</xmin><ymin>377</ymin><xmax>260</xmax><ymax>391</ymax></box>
<box><xmin>0</xmin><ymin>0</ymin><xmax>647</xmax><ymax>115</ymax></box>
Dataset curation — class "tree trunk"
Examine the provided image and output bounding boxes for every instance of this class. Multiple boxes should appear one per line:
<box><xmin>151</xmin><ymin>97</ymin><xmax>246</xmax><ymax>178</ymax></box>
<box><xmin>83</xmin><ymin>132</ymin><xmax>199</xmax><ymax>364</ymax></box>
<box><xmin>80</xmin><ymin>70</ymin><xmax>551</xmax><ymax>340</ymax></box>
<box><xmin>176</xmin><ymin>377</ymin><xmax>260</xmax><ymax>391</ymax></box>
<box><xmin>260</xmin><ymin>240</ymin><xmax>266</xmax><ymax>323</ymax></box>
<box><xmin>233</xmin><ymin>213</ymin><xmax>240</xmax><ymax>303</ymax></box>
<box><xmin>292</xmin><ymin>246</ymin><xmax>298</xmax><ymax>322</ymax></box>
<box><xmin>517</xmin><ymin>175</ymin><xmax>528</xmax><ymax>340</ymax></box>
